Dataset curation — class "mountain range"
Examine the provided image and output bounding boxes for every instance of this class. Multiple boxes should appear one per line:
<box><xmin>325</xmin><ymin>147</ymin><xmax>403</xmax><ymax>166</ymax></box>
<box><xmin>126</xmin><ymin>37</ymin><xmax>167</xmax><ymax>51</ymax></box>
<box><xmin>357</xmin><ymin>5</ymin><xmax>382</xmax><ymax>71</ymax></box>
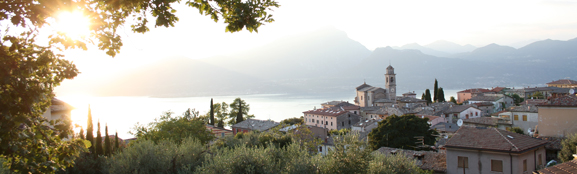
<box><xmin>60</xmin><ymin>27</ymin><xmax>577</xmax><ymax>97</ymax></box>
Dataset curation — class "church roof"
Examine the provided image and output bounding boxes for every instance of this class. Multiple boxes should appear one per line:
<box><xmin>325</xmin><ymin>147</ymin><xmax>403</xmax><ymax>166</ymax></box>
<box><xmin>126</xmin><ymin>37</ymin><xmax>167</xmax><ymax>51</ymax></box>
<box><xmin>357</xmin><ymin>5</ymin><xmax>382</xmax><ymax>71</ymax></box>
<box><xmin>386</xmin><ymin>65</ymin><xmax>394</xmax><ymax>70</ymax></box>
<box><xmin>356</xmin><ymin>83</ymin><xmax>372</xmax><ymax>90</ymax></box>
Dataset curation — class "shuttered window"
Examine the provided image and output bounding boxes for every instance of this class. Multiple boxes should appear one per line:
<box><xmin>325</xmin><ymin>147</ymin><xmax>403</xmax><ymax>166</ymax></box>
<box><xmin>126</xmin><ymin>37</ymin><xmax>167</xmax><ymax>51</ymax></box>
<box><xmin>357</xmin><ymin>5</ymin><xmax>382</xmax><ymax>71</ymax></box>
<box><xmin>491</xmin><ymin>160</ymin><xmax>503</xmax><ymax>172</ymax></box>
<box><xmin>458</xmin><ymin>156</ymin><xmax>468</xmax><ymax>168</ymax></box>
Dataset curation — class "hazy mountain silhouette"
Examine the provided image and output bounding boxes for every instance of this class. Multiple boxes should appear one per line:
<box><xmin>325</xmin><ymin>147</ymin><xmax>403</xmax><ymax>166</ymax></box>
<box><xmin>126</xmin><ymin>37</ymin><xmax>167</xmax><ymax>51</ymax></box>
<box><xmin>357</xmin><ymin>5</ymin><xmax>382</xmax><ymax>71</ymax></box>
<box><xmin>76</xmin><ymin>28</ymin><xmax>577</xmax><ymax>97</ymax></box>
<box><xmin>393</xmin><ymin>43</ymin><xmax>452</xmax><ymax>57</ymax></box>
<box><xmin>425</xmin><ymin>40</ymin><xmax>477</xmax><ymax>54</ymax></box>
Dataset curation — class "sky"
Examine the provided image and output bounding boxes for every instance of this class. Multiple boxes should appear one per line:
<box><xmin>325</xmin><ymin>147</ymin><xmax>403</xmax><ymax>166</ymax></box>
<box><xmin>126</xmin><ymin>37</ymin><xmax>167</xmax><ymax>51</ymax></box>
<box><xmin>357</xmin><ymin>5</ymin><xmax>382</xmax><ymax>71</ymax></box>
<box><xmin>55</xmin><ymin>0</ymin><xmax>577</xmax><ymax>94</ymax></box>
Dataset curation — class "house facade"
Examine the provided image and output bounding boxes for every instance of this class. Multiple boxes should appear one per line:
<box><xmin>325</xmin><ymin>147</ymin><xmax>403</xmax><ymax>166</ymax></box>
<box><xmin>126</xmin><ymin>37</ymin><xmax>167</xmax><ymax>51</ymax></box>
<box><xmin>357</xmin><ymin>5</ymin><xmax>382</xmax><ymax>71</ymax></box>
<box><xmin>443</xmin><ymin>105</ymin><xmax>482</xmax><ymax>123</ymax></box>
<box><xmin>456</xmin><ymin>88</ymin><xmax>493</xmax><ymax>103</ymax></box>
<box><xmin>303</xmin><ymin>107</ymin><xmax>361</xmax><ymax>131</ymax></box>
<box><xmin>536</xmin><ymin>95</ymin><xmax>577</xmax><ymax>137</ymax></box>
<box><xmin>498</xmin><ymin>105</ymin><xmax>539</xmax><ymax>135</ymax></box>
<box><xmin>546</xmin><ymin>79</ymin><xmax>577</xmax><ymax>88</ymax></box>
<box><xmin>467</xmin><ymin>94</ymin><xmax>515</xmax><ymax>112</ymax></box>
<box><xmin>445</xmin><ymin>127</ymin><xmax>548</xmax><ymax>174</ymax></box>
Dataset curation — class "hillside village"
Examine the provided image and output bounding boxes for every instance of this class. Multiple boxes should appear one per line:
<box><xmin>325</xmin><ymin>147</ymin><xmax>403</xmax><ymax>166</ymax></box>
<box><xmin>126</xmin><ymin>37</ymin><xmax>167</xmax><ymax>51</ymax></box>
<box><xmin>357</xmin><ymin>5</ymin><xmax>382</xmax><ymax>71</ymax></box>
<box><xmin>43</xmin><ymin>67</ymin><xmax>577</xmax><ymax>174</ymax></box>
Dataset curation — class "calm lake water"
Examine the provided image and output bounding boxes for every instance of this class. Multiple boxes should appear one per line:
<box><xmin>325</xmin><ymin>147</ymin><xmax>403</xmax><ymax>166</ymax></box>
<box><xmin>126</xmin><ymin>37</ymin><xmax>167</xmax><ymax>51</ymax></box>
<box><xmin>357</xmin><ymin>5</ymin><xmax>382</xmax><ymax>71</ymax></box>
<box><xmin>58</xmin><ymin>90</ymin><xmax>458</xmax><ymax>139</ymax></box>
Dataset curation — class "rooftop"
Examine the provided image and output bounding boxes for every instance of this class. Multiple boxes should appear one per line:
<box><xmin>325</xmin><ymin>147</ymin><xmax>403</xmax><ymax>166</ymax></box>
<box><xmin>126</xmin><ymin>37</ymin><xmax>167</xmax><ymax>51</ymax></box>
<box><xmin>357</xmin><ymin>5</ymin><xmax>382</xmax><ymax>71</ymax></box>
<box><xmin>462</xmin><ymin>117</ymin><xmax>511</xmax><ymax>126</ymax></box>
<box><xmin>535</xmin><ymin>159</ymin><xmax>577</xmax><ymax>174</ymax></box>
<box><xmin>303</xmin><ymin>107</ymin><xmax>349</xmax><ymax>116</ymax></box>
<box><xmin>352</xmin><ymin>119</ymin><xmax>381</xmax><ymax>128</ymax></box>
<box><xmin>445</xmin><ymin>126</ymin><xmax>548</xmax><ymax>153</ymax></box>
<box><xmin>547</xmin><ymin>79</ymin><xmax>577</xmax><ymax>85</ymax></box>
<box><xmin>491</xmin><ymin>87</ymin><xmax>506</xmax><ymax>93</ymax></box>
<box><xmin>231</xmin><ymin>119</ymin><xmax>279</xmax><ymax>131</ymax></box>
<box><xmin>430</xmin><ymin>122</ymin><xmax>459</xmax><ymax>133</ymax></box>
<box><xmin>50</xmin><ymin>98</ymin><xmax>74</xmax><ymax>112</ymax></box>
<box><xmin>458</xmin><ymin>88</ymin><xmax>492</xmax><ymax>93</ymax></box>
<box><xmin>538</xmin><ymin>95</ymin><xmax>577</xmax><ymax>107</ymax></box>
<box><xmin>376</xmin><ymin>147</ymin><xmax>446</xmax><ymax>173</ymax></box>
<box><xmin>467</xmin><ymin>95</ymin><xmax>503</xmax><ymax>102</ymax></box>
<box><xmin>397</xmin><ymin>97</ymin><xmax>426</xmax><ymax>103</ymax></box>
<box><xmin>444</xmin><ymin>104</ymin><xmax>477</xmax><ymax>113</ymax></box>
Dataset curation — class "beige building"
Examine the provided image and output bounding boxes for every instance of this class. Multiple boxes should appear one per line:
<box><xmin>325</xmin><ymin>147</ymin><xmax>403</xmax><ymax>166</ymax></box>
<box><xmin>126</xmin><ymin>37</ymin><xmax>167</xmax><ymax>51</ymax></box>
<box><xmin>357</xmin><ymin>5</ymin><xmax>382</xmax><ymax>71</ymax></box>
<box><xmin>41</xmin><ymin>98</ymin><xmax>74</xmax><ymax>131</ymax></box>
<box><xmin>546</xmin><ymin>79</ymin><xmax>577</xmax><ymax>88</ymax></box>
<box><xmin>536</xmin><ymin>95</ymin><xmax>577</xmax><ymax>137</ymax></box>
<box><xmin>354</xmin><ymin>65</ymin><xmax>397</xmax><ymax>107</ymax></box>
<box><xmin>443</xmin><ymin>105</ymin><xmax>482</xmax><ymax>123</ymax></box>
<box><xmin>303</xmin><ymin>107</ymin><xmax>361</xmax><ymax>131</ymax></box>
<box><xmin>457</xmin><ymin>88</ymin><xmax>493</xmax><ymax>103</ymax></box>
<box><xmin>445</xmin><ymin>127</ymin><xmax>547</xmax><ymax>174</ymax></box>
<box><xmin>497</xmin><ymin>105</ymin><xmax>539</xmax><ymax>135</ymax></box>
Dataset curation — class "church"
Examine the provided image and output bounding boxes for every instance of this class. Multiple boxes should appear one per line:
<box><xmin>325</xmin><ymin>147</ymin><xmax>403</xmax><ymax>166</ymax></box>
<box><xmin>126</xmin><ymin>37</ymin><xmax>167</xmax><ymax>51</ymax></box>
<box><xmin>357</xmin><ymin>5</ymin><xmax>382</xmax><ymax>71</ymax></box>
<box><xmin>354</xmin><ymin>65</ymin><xmax>397</xmax><ymax>107</ymax></box>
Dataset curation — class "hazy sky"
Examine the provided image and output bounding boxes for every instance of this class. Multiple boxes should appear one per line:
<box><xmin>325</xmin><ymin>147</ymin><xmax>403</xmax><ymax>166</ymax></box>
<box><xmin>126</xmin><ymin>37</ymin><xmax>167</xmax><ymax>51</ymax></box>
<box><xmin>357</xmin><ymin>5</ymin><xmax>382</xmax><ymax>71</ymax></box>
<box><xmin>57</xmin><ymin>0</ymin><xmax>577</xmax><ymax>92</ymax></box>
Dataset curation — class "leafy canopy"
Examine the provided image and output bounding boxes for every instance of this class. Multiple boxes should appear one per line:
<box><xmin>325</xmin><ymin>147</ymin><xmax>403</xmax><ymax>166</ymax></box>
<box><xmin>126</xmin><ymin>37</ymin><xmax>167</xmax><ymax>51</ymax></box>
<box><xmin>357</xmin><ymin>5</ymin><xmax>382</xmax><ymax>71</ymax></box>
<box><xmin>368</xmin><ymin>114</ymin><xmax>438</xmax><ymax>150</ymax></box>
<box><xmin>130</xmin><ymin>111</ymin><xmax>215</xmax><ymax>145</ymax></box>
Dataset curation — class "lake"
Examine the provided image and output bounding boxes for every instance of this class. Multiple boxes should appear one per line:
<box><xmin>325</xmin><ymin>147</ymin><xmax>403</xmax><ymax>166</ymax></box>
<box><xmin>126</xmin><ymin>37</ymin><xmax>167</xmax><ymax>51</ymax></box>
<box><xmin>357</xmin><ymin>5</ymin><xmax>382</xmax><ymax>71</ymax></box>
<box><xmin>58</xmin><ymin>90</ymin><xmax>459</xmax><ymax>139</ymax></box>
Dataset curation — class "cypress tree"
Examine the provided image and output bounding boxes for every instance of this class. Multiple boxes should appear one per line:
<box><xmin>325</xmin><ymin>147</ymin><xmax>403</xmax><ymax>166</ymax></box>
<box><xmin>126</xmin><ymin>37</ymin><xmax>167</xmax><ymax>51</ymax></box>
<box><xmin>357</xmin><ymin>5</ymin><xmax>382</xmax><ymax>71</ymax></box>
<box><xmin>86</xmin><ymin>105</ymin><xmax>94</xmax><ymax>154</ymax></box>
<box><xmin>104</xmin><ymin>124</ymin><xmax>111</xmax><ymax>156</ymax></box>
<box><xmin>210</xmin><ymin>98</ymin><xmax>215</xmax><ymax>125</ymax></box>
<box><xmin>425</xmin><ymin>89</ymin><xmax>432</xmax><ymax>104</ymax></box>
<box><xmin>96</xmin><ymin>120</ymin><xmax>103</xmax><ymax>156</ymax></box>
<box><xmin>433</xmin><ymin>79</ymin><xmax>438</xmax><ymax>102</ymax></box>
<box><xmin>421</xmin><ymin>93</ymin><xmax>426</xmax><ymax>100</ymax></box>
<box><xmin>236</xmin><ymin>101</ymin><xmax>243</xmax><ymax>123</ymax></box>
<box><xmin>438</xmin><ymin>87</ymin><xmax>446</xmax><ymax>102</ymax></box>
<box><xmin>114</xmin><ymin>131</ymin><xmax>120</xmax><ymax>152</ymax></box>
<box><xmin>79</xmin><ymin>127</ymin><xmax>85</xmax><ymax>140</ymax></box>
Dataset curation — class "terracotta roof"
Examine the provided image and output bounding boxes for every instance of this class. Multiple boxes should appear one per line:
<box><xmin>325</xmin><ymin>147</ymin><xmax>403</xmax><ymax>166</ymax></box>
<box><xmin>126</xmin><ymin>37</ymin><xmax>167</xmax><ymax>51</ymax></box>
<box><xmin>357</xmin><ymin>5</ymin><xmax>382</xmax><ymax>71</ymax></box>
<box><xmin>547</xmin><ymin>79</ymin><xmax>577</xmax><ymax>85</ymax></box>
<box><xmin>398</xmin><ymin>97</ymin><xmax>426</xmax><ymax>103</ymax></box>
<box><xmin>445</xmin><ymin>127</ymin><xmax>547</xmax><ymax>153</ymax></box>
<box><xmin>472</xmin><ymin>102</ymin><xmax>493</xmax><ymax>107</ymax></box>
<box><xmin>524</xmin><ymin>99</ymin><xmax>548</xmax><ymax>105</ymax></box>
<box><xmin>510</xmin><ymin>104</ymin><xmax>538</xmax><ymax>113</ymax></box>
<box><xmin>535</xmin><ymin>159</ymin><xmax>577</xmax><ymax>174</ymax></box>
<box><xmin>491</xmin><ymin>87</ymin><xmax>506</xmax><ymax>93</ymax></box>
<box><xmin>491</xmin><ymin>110</ymin><xmax>508</xmax><ymax>116</ymax></box>
<box><xmin>538</xmin><ymin>95</ymin><xmax>577</xmax><ymax>107</ymax></box>
<box><xmin>231</xmin><ymin>119</ymin><xmax>279</xmax><ymax>131</ymax></box>
<box><xmin>341</xmin><ymin>105</ymin><xmax>360</xmax><ymax>110</ymax></box>
<box><xmin>539</xmin><ymin>136</ymin><xmax>565</xmax><ymax>150</ymax></box>
<box><xmin>457</xmin><ymin>88</ymin><xmax>492</xmax><ymax>93</ymax></box>
<box><xmin>462</xmin><ymin>117</ymin><xmax>511</xmax><ymax>126</ymax></box>
<box><xmin>376</xmin><ymin>147</ymin><xmax>446</xmax><ymax>172</ymax></box>
<box><xmin>468</xmin><ymin>95</ymin><xmax>503</xmax><ymax>102</ymax></box>
<box><xmin>356</xmin><ymin>83</ymin><xmax>372</xmax><ymax>90</ymax></box>
<box><xmin>430</xmin><ymin>122</ymin><xmax>459</xmax><ymax>133</ymax></box>
<box><xmin>303</xmin><ymin>107</ymin><xmax>348</xmax><ymax>116</ymax></box>
<box><xmin>416</xmin><ymin>114</ymin><xmax>440</xmax><ymax>121</ymax></box>
<box><xmin>444</xmin><ymin>105</ymin><xmax>478</xmax><ymax>114</ymax></box>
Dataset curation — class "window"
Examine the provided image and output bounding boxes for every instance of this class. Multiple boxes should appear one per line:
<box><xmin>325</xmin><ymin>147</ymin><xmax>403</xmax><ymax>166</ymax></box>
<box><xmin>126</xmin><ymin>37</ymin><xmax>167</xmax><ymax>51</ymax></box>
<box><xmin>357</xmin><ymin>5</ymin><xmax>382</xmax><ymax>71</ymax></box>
<box><xmin>514</xmin><ymin>115</ymin><xmax>519</xmax><ymax>120</ymax></box>
<box><xmin>538</xmin><ymin>154</ymin><xmax>542</xmax><ymax>166</ymax></box>
<box><xmin>319</xmin><ymin>146</ymin><xmax>322</xmax><ymax>152</ymax></box>
<box><xmin>491</xmin><ymin>160</ymin><xmax>503</xmax><ymax>172</ymax></box>
<box><xmin>342</xmin><ymin>122</ymin><xmax>344</xmax><ymax>126</ymax></box>
<box><xmin>458</xmin><ymin>156</ymin><xmax>468</xmax><ymax>168</ymax></box>
<box><xmin>331</xmin><ymin>122</ymin><xmax>333</xmax><ymax>126</ymax></box>
<box><xmin>523</xmin><ymin>115</ymin><xmax>527</xmax><ymax>121</ymax></box>
<box><xmin>368</xmin><ymin>96</ymin><xmax>370</xmax><ymax>100</ymax></box>
<box><xmin>371</xmin><ymin>115</ymin><xmax>373</xmax><ymax>118</ymax></box>
<box><xmin>523</xmin><ymin>159</ymin><xmax>527</xmax><ymax>172</ymax></box>
<box><xmin>361</xmin><ymin>96</ymin><xmax>363</xmax><ymax>100</ymax></box>
<box><xmin>316</xmin><ymin>120</ymin><xmax>319</xmax><ymax>124</ymax></box>
<box><xmin>312</xmin><ymin>119</ymin><xmax>314</xmax><ymax>122</ymax></box>
<box><xmin>475</xmin><ymin>112</ymin><xmax>478</xmax><ymax>116</ymax></box>
<box><xmin>354</xmin><ymin>111</ymin><xmax>357</xmax><ymax>114</ymax></box>
<box><xmin>348</xmin><ymin>120</ymin><xmax>351</xmax><ymax>124</ymax></box>
<box><xmin>325</xmin><ymin>121</ymin><xmax>328</xmax><ymax>125</ymax></box>
<box><xmin>221</xmin><ymin>133</ymin><xmax>225</xmax><ymax>137</ymax></box>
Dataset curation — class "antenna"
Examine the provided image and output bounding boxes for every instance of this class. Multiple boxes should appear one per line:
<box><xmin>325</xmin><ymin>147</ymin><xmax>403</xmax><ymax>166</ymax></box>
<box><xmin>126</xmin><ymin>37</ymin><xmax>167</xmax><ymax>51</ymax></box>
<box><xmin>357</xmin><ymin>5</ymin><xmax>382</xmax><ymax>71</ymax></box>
<box><xmin>457</xmin><ymin>119</ymin><xmax>463</xmax><ymax>126</ymax></box>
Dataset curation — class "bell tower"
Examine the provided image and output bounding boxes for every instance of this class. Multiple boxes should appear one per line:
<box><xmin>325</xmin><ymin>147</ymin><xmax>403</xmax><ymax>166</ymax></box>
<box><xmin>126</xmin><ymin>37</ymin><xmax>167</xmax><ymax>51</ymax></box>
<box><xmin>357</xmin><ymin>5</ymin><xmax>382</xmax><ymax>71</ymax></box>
<box><xmin>385</xmin><ymin>65</ymin><xmax>396</xmax><ymax>100</ymax></box>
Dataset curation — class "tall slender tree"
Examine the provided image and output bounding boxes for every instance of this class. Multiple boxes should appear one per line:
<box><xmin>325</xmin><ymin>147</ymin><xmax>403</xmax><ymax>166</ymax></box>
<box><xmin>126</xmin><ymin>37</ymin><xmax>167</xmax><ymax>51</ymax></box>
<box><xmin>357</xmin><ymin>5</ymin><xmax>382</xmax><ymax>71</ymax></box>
<box><xmin>236</xmin><ymin>101</ymin><xmax>244</xmax><ymax>124</ymax></box>
<box><xmin>438</xmin><ymin>88</ymin><xmax>446</xmax><ymax>102</ymax></box>
<box><xmin>425</xmin><ymin>89</ymin><xmax>432</xmax><ymax>105</ymax></box>
<box><xmin>210</xmin><ymin>98</ymin><xmax>215</xmax><ymax>125</ymax></box>
<box><xmin>115</xmin><ymin>131</ymin><xmax>120</xmax><ymax>152</ymax></box>
<box><xmin>86</xmin><ymin>105</ymin><xmax>94</xmax><ymax>153</ymax></box>
<box><xmin>421</xmin><ymin>93</ymin><xmax>426</xmax><ymax>100</ymax></box>
<box><xmin>79</xmin><ymin>127</ymin><xmax>85</xmax><ymax>140</ymax></box>
<box><xmin>433</xmin><ymin>79</ymin><xmax>438</xmax><ymax>102</ymax></box>
<box><xmin>104</xmin><ymin>124</ymin><xmax>112</xmax><ymax>156</ymax></box>
<box><xmin>96</xmin><ymin>120</ymin><xmax>103</xmax><ymax>156</ymax></box>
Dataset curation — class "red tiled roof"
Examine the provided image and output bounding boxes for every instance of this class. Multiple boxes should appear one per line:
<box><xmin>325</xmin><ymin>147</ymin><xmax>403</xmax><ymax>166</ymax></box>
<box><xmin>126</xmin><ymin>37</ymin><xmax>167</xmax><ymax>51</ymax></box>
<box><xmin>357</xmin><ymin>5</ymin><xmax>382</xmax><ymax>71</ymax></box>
<box><xmin>445</xmin><ymin>127</ymin><xmax>547</xmax><ymax>153</ymax></box>
<box><xmin>463</xmin><ymin>117</ymin><xmax>511</xmax><ymax>126</ymax></box>
<box><xmin>416</xmin><ymin>114</ymin><xmax>440</xmax><ymax>121</ymax></box>
<box><xmin>303</xmin><ymin>107</ymin><xmax>348</xmax><ymax>116</ymax></box>
<box><xmin>457</xmin><ymin>88</ymin><xmax>492</xmax><ymax>93</ymax></box>
<box><xmin>538</xmin><ymin>95</ymin><xmax>577</xmax><ymax>107</ymax></box>
<box><xmin>547</xmin><ymin>79</ymin><xmax>577</xmax><ymax>85</ymax></box>
<box><xmin>491</xmin><ymin>87</ymin><xmax>506</xmax><ymax>92</ymax></box>
<box><xmin>536</xmin><ymin>159</ymin><xmax>577</xmax><ymax>174</ymax></box>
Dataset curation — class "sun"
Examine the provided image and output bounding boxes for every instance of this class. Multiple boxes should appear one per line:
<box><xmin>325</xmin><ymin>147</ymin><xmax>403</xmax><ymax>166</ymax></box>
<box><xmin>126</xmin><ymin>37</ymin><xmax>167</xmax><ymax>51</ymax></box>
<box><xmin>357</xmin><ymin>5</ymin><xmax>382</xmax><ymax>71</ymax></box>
<box><xmin>55</xmin><ymin>11</ymin><xmax>91</xmax><ymax>39</ymax></box>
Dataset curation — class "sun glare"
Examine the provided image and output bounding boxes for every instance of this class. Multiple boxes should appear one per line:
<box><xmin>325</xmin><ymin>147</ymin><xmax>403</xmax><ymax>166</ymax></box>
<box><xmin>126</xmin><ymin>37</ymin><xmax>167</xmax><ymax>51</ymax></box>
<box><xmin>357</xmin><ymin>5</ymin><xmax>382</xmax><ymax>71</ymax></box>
<box><xmin>56</xmin><ymin>11</ymin><xmax>91</xmax><ymax>39</ymax></box>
